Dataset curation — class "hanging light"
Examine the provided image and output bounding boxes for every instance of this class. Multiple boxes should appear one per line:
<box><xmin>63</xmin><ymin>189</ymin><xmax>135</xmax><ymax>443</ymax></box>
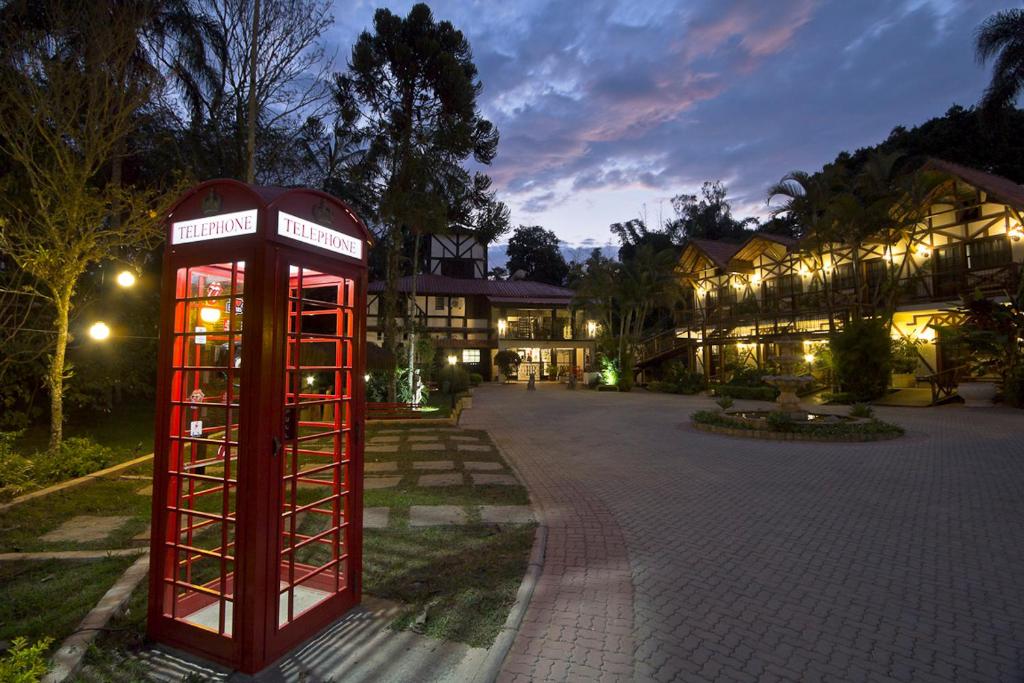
<box><xmin>116</xmin><ymin>270</ymin><xmax>136</xmax><ymax>288</ymax></box>
<box><xmin>915</xmin><ymin>244</ymin><xmax>932</xmax><ymax>258</ymax></box>
<box><xmin>199</xmin><ymin>305</ymin><xmax>222</xmax><ymax>324</ymax></box>
<box><xmin>89</xmin><ymin>321</ymin><xmax>111</xmax><ymax>341</ymax></box>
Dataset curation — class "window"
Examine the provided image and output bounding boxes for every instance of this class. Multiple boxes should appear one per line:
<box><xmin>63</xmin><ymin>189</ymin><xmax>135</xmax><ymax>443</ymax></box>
<box><xmin>933</xmin><ymin>244</ymin><xmax>965</xmax><ymax>298</ymax></box>
<box><xmin>434</xmin><ymin>296</ymin><xmax>445</xmax><ymax>311</ymax></box>
<box><xmin>832</xmin><ymin>263</ymin><xmax>855</xmax><ymax>291</ymax></box>
<box><xmin>967</xmin><ymin>235</ymin><xmax>1011</xmax><ymax>271</ymax></box>
<box><xmin>462</xmin><ymin>349</ymin><xmax>481</xmax><ymax>363</ymax></box>
<box><xmin>440</xmin><ymin>258</ymin><xmax>475</xmax><ymax>279</ymax></box>
<box><xmin>863</xmin><ymin>258</ymin><xmax>886</xmax><ymax>294</ymax></box>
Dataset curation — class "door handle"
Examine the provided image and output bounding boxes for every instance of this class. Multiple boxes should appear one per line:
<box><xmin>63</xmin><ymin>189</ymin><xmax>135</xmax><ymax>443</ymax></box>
<box><xmin>272</xmin><ymin>436</ymin><xmax>282</xmax><ymax>457</ymax></box>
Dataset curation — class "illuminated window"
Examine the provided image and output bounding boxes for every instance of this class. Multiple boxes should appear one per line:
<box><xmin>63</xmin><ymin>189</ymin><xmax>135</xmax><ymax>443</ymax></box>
<box><xmin>462</xmin><ymin>349</ymin><xmax>481</xmax><ymax>363</ymax></box>
<box><xmin>434</xmin><ymin>296</ymin><xmax>445</xmax><ymax>311</ymax></box>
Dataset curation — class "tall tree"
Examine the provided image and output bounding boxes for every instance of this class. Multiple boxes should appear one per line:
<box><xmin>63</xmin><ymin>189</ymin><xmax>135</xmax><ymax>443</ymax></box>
<box><xmin>336</xmin><ymin>3</ymin><xmax>499</xmax><ymax>400</ymax></box>
<box><xmin>976</xmin><ymin>9</ymin><xmax>1024</xmax><ymax>117</ymax></box>
<box><xmin>506</xmin><ymin>225</ymin><xmax>569</xmax><ymax>286</ymax></box>
<box><xmin>0</xmin><ymin>2</ymin><xmax>166</xmax><ymax>448</ymax></box>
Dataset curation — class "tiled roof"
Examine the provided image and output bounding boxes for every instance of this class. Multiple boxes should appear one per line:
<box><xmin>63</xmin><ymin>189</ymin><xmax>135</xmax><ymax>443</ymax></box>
<box><xmin>925</xmin><ymin>158</ymin><xmax>1024</xmax><ymax>210</ymax></box>
<box><xmin>368</xmin><ymin>273</ymin><xmax>575</xmax><ymax>302</ymax></box>
<box><xmin>687</xmin><ymin>239</ymin><xmax>742</xmax><ymax>269</ymax></box>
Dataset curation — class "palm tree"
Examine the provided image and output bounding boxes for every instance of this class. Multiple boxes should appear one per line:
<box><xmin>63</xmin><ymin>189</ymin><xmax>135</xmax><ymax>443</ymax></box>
<box><xmin>975</xmin><ymin>9</ymin><xmax>1024</xmax><ymax>115</ymax></box>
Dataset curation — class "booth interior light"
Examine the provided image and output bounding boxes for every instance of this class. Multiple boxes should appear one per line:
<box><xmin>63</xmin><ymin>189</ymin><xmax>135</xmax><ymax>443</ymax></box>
<box><xmin>199</xmin><ymin>306</ymin><xmax>222</xmax><ymax>324</ymax></box>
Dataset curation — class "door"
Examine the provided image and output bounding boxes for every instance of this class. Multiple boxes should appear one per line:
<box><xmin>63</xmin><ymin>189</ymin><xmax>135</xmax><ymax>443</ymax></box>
<box><xmin>275</xmin><ymin>261</ymin><xmax>359</xmax><ymax>634</ymax></box>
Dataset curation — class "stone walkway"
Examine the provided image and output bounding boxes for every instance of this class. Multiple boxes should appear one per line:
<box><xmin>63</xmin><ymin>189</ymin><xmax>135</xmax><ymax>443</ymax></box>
<box><xmin>464</xmin><ymin>384</ymin><xmax>1024</xmax><ymax>682</ymax></box>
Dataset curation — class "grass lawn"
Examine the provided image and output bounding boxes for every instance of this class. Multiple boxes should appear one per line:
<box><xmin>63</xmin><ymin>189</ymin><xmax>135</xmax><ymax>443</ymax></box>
<box><xmin>6</xmin><ymin>421</ymin><xmax>534</xmax><ymax>676</ymax></box>
<box><xmin>14</xmin><ymin>401</ymin><xmax>155</xmax><ymax>459</ymax></box>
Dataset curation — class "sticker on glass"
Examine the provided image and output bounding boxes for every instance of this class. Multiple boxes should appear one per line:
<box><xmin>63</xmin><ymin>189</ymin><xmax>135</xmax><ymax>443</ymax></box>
<box><xmin>189</xmin><ymin>420</ymin><xmax>203</xmax><ymax>437</ymax></box>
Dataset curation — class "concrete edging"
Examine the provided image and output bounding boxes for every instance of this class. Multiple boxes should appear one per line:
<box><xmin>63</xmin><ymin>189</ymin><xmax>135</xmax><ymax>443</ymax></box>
<box><xmin>0</xmin><ymin>452</ymin><xmax>155</xmax><ymax>512</ymax></box>
<box><xmin>42</xmin><ymin>551</ymin><xmax>151</xmax><ymax>683</ymax></box>
<box><xmin>691</xmin><ymin>421</ymin><xmax>902</xmax><ymax>442</ymax></box>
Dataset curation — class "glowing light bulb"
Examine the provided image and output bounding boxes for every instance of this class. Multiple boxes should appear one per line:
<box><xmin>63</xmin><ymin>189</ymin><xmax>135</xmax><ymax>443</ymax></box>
<box><xmin>803</xmin><ymin>353</ymin><xmax>816</xmax><ymax>364</ymax></box>
<box><xmin>915</xmin><ymin>244</ymin><xmax>932</xmax><ymax>258</ymax></box>
<box><xmin>89</xmin><ymin>322</ymin><xmax>111</xmax><ymax>341</ymax></box>
<box><xmin>447</xmin><ymin>355</ymin><xmax>458</xmax><ymax>366</ymax></box>
<box><xmin>305</xmin><ymin>375</ymin><xmax>315</xmax><ymax>387</ymax></box>
<box><xmin>116</xmin><ymin>270</ymin><xmax>136</xmax><ymax>288</ymax></box>
<box><xmin>199</xmin><ymin>306</ymin><xmax>222</xmax><ymax>324</ymax></box>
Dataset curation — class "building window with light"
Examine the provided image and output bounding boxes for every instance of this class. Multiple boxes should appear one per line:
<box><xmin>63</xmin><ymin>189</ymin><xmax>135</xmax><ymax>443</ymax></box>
<box><xmin>462</xmin><ymin>349</ymin><xmax>480</xmax><ymax>364</ymax></box>
<box><xmin>967</xmin><ymin>235</ymin><xmax>1011</xmax><ymax>271</ymax></box>
<box><xmin>434</xmin><ymin>296</ymin><xmax>445</xmax><ymax>311</ymax></box>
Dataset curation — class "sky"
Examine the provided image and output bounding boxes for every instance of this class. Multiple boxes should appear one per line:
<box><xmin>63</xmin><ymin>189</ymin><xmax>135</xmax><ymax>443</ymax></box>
<box><xmin>327</xmin><ymin>0</ymin><xmax>1010</xmax><ymax>254</ymax></box>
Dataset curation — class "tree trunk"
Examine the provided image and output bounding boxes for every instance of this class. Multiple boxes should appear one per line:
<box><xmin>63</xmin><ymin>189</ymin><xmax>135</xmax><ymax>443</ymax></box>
<box><xmin>47</xmin><ymin>290</ymin><xmax>72</xmax><ymax>451</ymax></box>
<box><xmin>382</xmin><ymin>225</ymin><xmax>401</xmax><ymax>402</ymax></box>
<box><xmin>246</xmin><ymin>0</ymin><xmax>261</xmax><ymax>183</ymax></box>
<box><xmin>407</xmin><ymin>232</ymin><xmax>422</xmax><ymax>402</ymax></box>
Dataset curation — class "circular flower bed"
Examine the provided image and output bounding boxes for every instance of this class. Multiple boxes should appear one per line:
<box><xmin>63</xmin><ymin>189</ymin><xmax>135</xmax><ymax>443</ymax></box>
<box><xmin>691</xmin><ymin>410</ymin><xmax>904</xmax><ymax>442</ymax></box>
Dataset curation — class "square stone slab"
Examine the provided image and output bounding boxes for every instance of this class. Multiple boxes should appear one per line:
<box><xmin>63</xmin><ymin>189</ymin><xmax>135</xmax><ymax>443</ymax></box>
<box><xmin>368</xmin><ymin>435</ymin><xmax>400</xmax><ymax>443</ymax></box>
<box><xmin>457</xmin><ymin>444</ymin><xmax>492</xmax><ymax>452</ymax></box>
<box><xmin>136</xmin><ymin>485</ymin><xmax>153</xmax><ymax>496</ymax></box>
<box><xmin>365</xmin><ymin>461</ymin><xmax>398</xmax><ymax>473</ymax></box>
<box><xmin>413</xmin><ymin>460</ymin><xmax>454</xmax><ymax>470</ymax></box>
<box><xmin>41</xmin><ymin>515</ymin><xmax>132</xmax><ymax>543</ymax></box>
<box><xmin>417</xmin><ymin>473</ymin><xmax>463</xmax><ymax>487</ymax></box>
<box><xmin>449</xmin><ymin>435</ymin><xmax>479</xmax><ymax>442</ymax></box>
<box><xmin>363</xmin><ymin>507</ymin><xmax>390</xmax><ymax>529</ymax></box>
<box><xmin>366</xmin><ymin>445</ymin><xmax>398</xmax><ymax>454</ymax></box>
<box><xmin>411</xmin><ymin>443</ymin><xmax>444</xmax><ymax>451</ymax></box>
<box><xmin>365</xmin><ymin>476</ymin><xmax>402</xmax><ymax>490</ymax></box>
<box><xmin>409</xmin><ymin>505</ymin><xmax>466</xmax><ymax>526</ymax></box>
<box><xmin>464</xmin><ymin>461</ymin><xmax>503</xmax><ymax>471</ymax></box>
<box><xmin>480</xmin><ymin>506</ymin><xmax>535</xmax><ymax>524</ymax></box>
<box><xmin>407</xmin><ymin>435</ymin><xmax>441</xmax><ymax>442</ymax></box>
<box><xmin>470</xmin><ymin>473</ymin><xmax>518</xmax><ymax>486</ymax></box>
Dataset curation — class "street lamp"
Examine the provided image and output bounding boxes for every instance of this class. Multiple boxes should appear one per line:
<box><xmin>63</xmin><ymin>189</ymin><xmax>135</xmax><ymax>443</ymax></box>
<box><xmin>447</xmin><ymin>354</ymin><xmax>458</xmax><ymax>366</ymax></box>
<box><xmin>89</xmin><ymin>321</ymin><xmax>111</xmax><ymax>341</ymax></box>
<box><xmin>116</xmin><ymin>270</ymin><xmax>137</xmax><ymax>288</ymax></box>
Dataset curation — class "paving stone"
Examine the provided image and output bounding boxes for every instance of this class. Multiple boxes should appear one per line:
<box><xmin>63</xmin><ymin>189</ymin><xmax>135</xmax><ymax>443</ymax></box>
<box><xmin>412</xmin><ymin>460</ymin><xmax>454</xmax><ymax>470</ymax></box>
<box><xmin>456</xmin><ymin>444</ymin><xmax>493</xmax><ymax>452</ymax></box>
<box><xmin>407</xmin><ymin>435</ymin><xmax>441</xmax><ymax>442</ymax></box>
<box><xmin>135</xmin><ymin>485</ymin><xmax>152</xmax><ymax>496</ymax></box>
<box><xmin>469</xmin><ymin>473</ymin><xmax>518</xmax><ymax>486</ymax></box>
<box><xmin>41</xmin><ymin>515</ymin><xmax>132</xmax><ymax>543</ymax></box>
<box><xmin>408</xmin><ymin>505</ymin><xmax>466</xmax><ymax>526</ymax></box>
<box><xmin>363</xmin><ymin>507</ymin><xmax>390</xmax><ymax>529</ymax></box>
<box><xmin>364</xmin><ymin>476</ymin><xmax>401</xmax><ymax>490</ymax></box>
<box><xmin>368</xmin><ymin>435</ymin><xmax>400</xmax><ymax>443</ymax></box>
<box><xmin>366</xmin><ymin>445</ymin><xmax>398</xmax><ymax>454</ymax></box>
<box><xmin>449</xmin><ymin>435</ymin><xmax>480</xmax><ymax>442</ymax></box>
<box><xmin>464</xmin><ymin>461</ymin><xmax>503</xmax><ymax>471</ymax></box>
<box><xmin>479</xmin><ymin>505</ymin><xmax>534</xmax><ymax>524</ymax></box>
<box><xmin>365</xmin><ymin>461</ymin><xmax>398</xmax><ymax>473</ymax></box>
<box><xmin>417</xmin><ymin>473</ymin><xmax>463</xmax><ymax>487</ymax></box>
<box><xmin>410</xmin><ymin>442</ymin><xmax>445</xmax><ymax>451</ymax></box>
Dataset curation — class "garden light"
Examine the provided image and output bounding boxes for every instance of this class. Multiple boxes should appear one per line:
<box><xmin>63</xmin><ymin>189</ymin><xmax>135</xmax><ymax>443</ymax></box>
<box><xmin>803</xmin><ymin>353</ymin><xmax>815</xmax><ymax>364</ymax></box>
<box><xmin>116</xmin><ymin>270</ymin><xmax>136</xmax><ymax>288</ymax></box>
<box><xmin>89</xmin><ymin>321</ymin><xmax>111</xmax><ymax>341</ymax></box>
<box><xmin>447</xmin><ymin>354</ymin><xmax>458</xmax><ymax>365</ymax></box>
<box><xmin>199</xmin><ymin>305</ymin><xmax>222</xmax><ymax>324</ymax></box>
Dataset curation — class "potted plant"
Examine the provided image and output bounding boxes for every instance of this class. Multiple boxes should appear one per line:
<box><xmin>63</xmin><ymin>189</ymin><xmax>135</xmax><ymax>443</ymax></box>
<box><xmin>493</xmin><ymin>350</ymin><xmax>522</xmax><ymax>383</ymax></box>
<box><xmin>945</xmin><ymin>281</ymin><xmax>1024</xmax><ymax>407</ymax></box>
<box><xmin>890</xmin><ymin>337</ymin><xmax>922</xmax><ymax>389</ymax></box>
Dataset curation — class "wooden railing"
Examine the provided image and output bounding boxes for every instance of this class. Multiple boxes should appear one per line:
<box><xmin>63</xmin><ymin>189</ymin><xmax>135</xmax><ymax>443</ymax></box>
<box><xmin>636</xmin><ymin>329</ymin><xmax>691</xmax><ymax>367</ymax></box>
<box><xmin>916</xmin><ymin>365</ymin><xmax>965</xmax><ymax>405</ymax></box>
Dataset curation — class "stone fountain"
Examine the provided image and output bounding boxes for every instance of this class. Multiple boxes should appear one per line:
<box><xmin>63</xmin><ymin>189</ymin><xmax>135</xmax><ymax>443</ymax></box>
<box><xmin>762</xmin><ymin>340</ymin><xmax>814</xmax><ymax>416</ymax></box>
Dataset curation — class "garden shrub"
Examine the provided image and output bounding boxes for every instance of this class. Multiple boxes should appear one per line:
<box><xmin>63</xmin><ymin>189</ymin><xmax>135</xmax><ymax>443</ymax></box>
<box><xmin>766</xmin><ymin>411</ymin><xmax>794</xmax><ymax>430</ymax></box>
<box><xmin>849</xmin><ymin>403</ymin><xmax>874</xmax><ymax>418</ymax></box>
<box><xmin>469</xmin><ymin>372</ymin><xmax>483</xmax><ymax>386</ymax></box>
<box><xmin>439</xmin><ymin>365</ymin><xmax>471</xmax><ymax>395</ymax></box>
<box><xmin>715</xmin><ymin>396</ymin><xmax>734</xmax><ymax>411</ymax></box>
<box><xmin>0</xmin><ymin>432</ymin><xmax>35</xmax><ymax>499</ymax></box>
<box><xmin>715</xmin><ymin>385</ymin><xmax>779</xmax><ymax>401</ymax></box>
<box><xmin>650</xmin><ymin>361</ymin><xmax>706</xmax><ymax>394</ymax></box>
<box><xmin>830</xmin><ymin>318</ymin><xmax>892</xmax><ymax>401</ymax></box>
<box><xmin>0</xmin><ymin>636</ymin><xmax>52</xmax><ymax>682</ymax></box>
<box><xmin>727</xmin><ymin>366</ymin><xmax>767</xmax><ymax>387</ymax></box>
<box><xmin>35</xmin><ymin>437</ymin><xmax>114</xmax><ymax>482</ymax></box>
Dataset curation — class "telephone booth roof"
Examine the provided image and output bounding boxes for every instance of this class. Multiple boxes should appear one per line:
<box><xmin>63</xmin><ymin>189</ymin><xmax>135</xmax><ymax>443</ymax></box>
<box><xmin>165</xmin><ymin>179</ymin><xmax>373</xmax><ymax>264</ymax></box>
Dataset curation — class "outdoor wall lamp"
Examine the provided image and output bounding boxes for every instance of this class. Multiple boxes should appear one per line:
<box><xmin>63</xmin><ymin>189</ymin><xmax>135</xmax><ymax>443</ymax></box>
<box><xmin>447</xmin><ymin>354</ymin><xmax>458</xmax><ymax>365</ymax></box>
<box><xmin>915</xmin><ymin>244</ymin><xmax>932</xmax><ymax>258</ymax></box>
<box><xmin>497</xmin><ymin>318</ymin><xmax>507</xmax><ymax>336</ymax></box>
<box><xmin>1010</xmin><ymin>225</ymin><xmax>1024</xmax><ymax>241</ymax></box>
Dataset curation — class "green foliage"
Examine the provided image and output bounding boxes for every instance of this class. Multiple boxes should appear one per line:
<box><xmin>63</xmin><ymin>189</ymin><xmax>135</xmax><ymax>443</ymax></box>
<box><xmin>648</xmin><ymin>362</ymin><xmax>706</xmax><ymax>394</ymax></box>
<box><xmin>891</xmin><ymin>337</ymin><xmax>922</xmax><ymax>374</ymax></box>
<box><xmin>469</xmin><ymin>372</ymin><xmax>483</xmax><ymax>386</ymax></box>
<box><xmin>945</xmin><ymin>284</ymin><xmax>1024</xmax><ymax>406</ymax></box>
<box><xmin>830</xmin><ymin>318</ymin><xmax>892</xmax><ymax>401</ymax></box>
<box><xmin>714</xmin><ymin>396</ymin><xmax>734</xmax><ymax>411</ymax></box>
<box><xmin>599</xmin><ymin>356</ymin><xmax>619</xmax><ymax>387</ymax></box>
<box><xmin>850</xmin><ymin>403</ymin><xmax>874</xmax><ymax>418</ymax></box>
<box><xmin>366</xmin><ymin>370</ymin><xmax>389</xmax><ymax>403</ymax></box>
<box><xmin>505</xmin><ymin>225</ymin><xmax>568</xmax><ymax>285</ymax></box>
<box><xmin>766</xmin><ymin>411</ymin><xmax>794</xmax><ymax>430</ymax></box>
<box><xmin>715</xmin><ymin>385</ymin><xmax>779</xmax><ymax>401</ymax></box>
<box><xmin>493</xmin><ymin>351</ymin><xmax>522</xmax><ymax>381</ymax></box>
<box><xmin>0</xmin><ymin>432</ymin><xmax>35</xmax><ymax>499</ymax></box>
<box><xmin>439</xmin><ymin>366</ymin><xmax>471</xmax><ymax>395</ymax></box>
<box><xmin>691</xmin><ymin>410</ymin><xmax>903</xmax><ymax>439</ymax></box>
<box><xmin>726</xmin><ymin>366</ymin><xmax>767</xmax><ymax>387</ymax></box>
<box><xmin>0</xmin><ymin>636</ymin><xmax>53</xmax><ymax>682</ymax></box>
<box><xmin>37</xmin><ymin>438</ymin><xmax>115</xmax><ymax>482</ymax></box>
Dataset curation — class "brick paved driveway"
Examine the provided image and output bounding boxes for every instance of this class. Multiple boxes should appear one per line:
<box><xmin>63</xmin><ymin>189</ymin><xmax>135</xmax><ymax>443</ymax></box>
<box><xmin>463</xmin><ymin>385</ymin><xmax>1024</xmax><ymax>682</ymax></box>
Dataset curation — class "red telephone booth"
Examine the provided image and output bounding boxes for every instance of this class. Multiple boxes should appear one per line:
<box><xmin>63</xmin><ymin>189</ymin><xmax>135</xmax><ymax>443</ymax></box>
<box><xmin>147</xmin><ymin>179</ymin><xmax>371</xmax><ymax>672</ymax></box>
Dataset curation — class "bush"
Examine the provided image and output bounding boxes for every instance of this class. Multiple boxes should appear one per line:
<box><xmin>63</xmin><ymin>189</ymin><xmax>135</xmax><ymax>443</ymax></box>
<box><xmin>691</xmin><ymin>410</ymin><xmax>904</xmax><ymax>439</ymax></box>
<box><xmin>766</xmin><ymin>411</ymin><xmax>794</xmax><ymax>430</ymax></box>
<box><xmin>0</xmin><ymin>431</ymin><xmax>35</xmax><ymax>499</ymax></box>
<box><xmin>715</xmin><ymin>396</ymin><xmax>734</xmax><ymax>411</ymax></box>
<box><xmin>727</xmin><ymin>366</ymin><xmax>766</xmax><ymax>387</ymax></box>
<box><xmin>830</xmin><ymin>318</ymin><xmax>892</xmax><ymax>401</ymax></box>
<box><xmin>35</xmin><ymin>437</ymin><xmax>114</xmax><ymax>482</ymax></box>
<box><xmin>715</xmin><ymin>385</ymin><xmax>779</xmax><ymax>401</ymax></box>
<box><xmin>469</xmin><ymin>372</ymin><xmax>483</xmax><ymax>386</ymax></box>
<box><xmin>0</xmin><ymin>636</ymin><xmax>53</xmax><ymax>683</ymax></box>
<box><xmin>439</xmin><ymin>365</ymin><xmax>471</xmax><ymax>395</ymax></box>
<box><xmin>650</xmin><ymin>361</ymin><xmax>706</xmax><ymax>394</ymax></box>
<box><xmin>366</xmin><ymin>370</ymin><xmax>389</xmax><ymax>403</ymax></box>
<box><xmin>850</xmin><ymin>403</ymin><xmax>874</xmax><ymax>418</ymax></box>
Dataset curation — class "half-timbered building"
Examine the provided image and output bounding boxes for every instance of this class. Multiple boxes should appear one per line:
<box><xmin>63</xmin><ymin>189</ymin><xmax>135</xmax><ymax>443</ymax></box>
<box><xmin>636</xmin><ymin>159</ymin><xmax>1024</xmax><ymax>401</ymax></box>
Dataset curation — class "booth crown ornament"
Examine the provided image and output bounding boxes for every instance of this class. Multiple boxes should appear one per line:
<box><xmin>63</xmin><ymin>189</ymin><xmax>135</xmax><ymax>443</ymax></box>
<box><xmin>201</xmin><ymin>190</ymin><xmax>223</xmax><ymax>215</ymax></box>
<box><xmin>312</xmin><ymin>199</ymin><xmax>333</xmax><ymax>226</ymax></box>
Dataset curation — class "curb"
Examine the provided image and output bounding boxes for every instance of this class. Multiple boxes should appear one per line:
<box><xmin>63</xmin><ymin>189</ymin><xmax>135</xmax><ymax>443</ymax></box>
<box><xmin>690</xmin><ymin>421</ymin><xmax>903</xmax><ymax>442</ymax></box>
<box><xmin>0</xmin><ymin>548</ymin><xmax>147</xmax><ymax>562</ymax></box>
<box><xmin>42</xmin><ymin>551</ymin><xmax>150</xmax><ymax>683</ymax></box>
<box><xmin>470</xmin><ymin>411</ymin><xmax>549</xmax><ymax>683</ymax></box>
<box><xmin>0</xmin><ymin>452</ymin><xmax>154</xmax><ymax>512</ymax></box>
